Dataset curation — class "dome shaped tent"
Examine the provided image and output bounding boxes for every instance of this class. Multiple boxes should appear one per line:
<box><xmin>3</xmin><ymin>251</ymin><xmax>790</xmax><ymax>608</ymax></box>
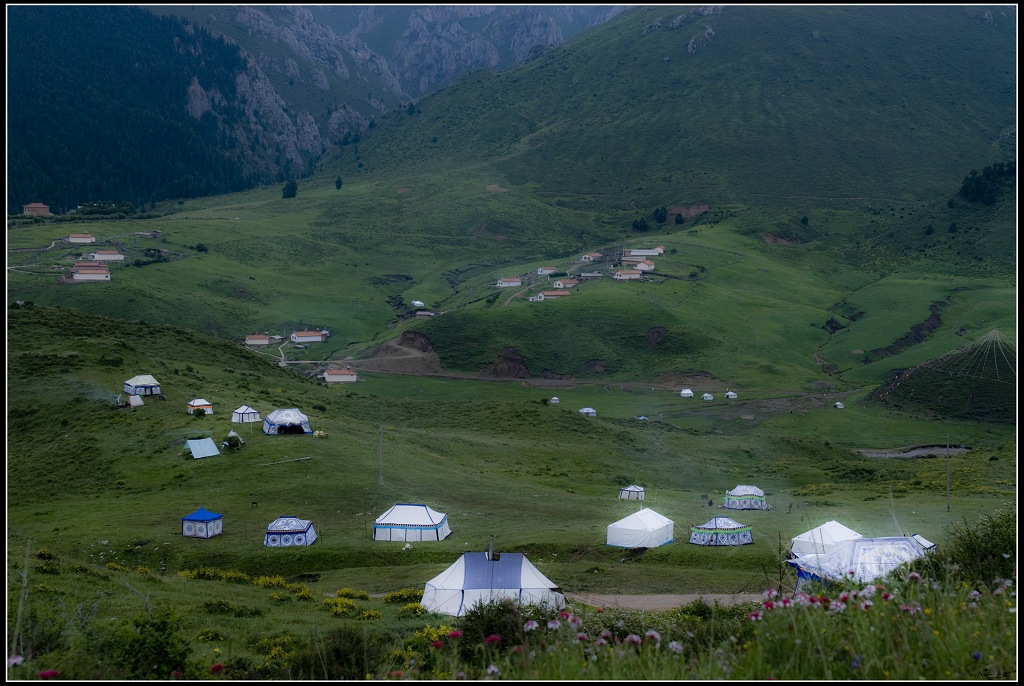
<box><xmin>723</xmin><ymin>484</ymin><xmax>771</xmax><ymax>510</ymax></box>
<box><xmin>688</xmin><ymin>516</ymin><xmax>754</xmax><ymax>546</ymax></box>
<box><xmin>262</xmin><ymin>408</ymin><xmax>312</xmax><ymax>435</ymax></box>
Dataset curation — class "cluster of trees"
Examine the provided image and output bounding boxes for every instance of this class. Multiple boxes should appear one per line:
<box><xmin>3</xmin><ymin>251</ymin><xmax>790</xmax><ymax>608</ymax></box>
<box><xmin>632</xmin><ymin>206</ymin><xmax>685</xmax><ymax>232</ymax></box>
<box><xmin>7</xmin><ymin>6</ymin><xmax>255</xmax><ymax>214</ymax></box>
<box><xmin>957</xmin><ymin>161</ymin><xmax>1015</xmax><ymax>205</ymax></box>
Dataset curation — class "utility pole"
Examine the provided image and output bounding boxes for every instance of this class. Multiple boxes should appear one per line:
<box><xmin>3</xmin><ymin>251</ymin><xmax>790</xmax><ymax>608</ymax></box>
<box><xmin>378</xmin><ymin>426</ymin><xmax>384</xmax><ymax>486</ymax></box>
<box><xmin>946</xmin><ymin>434</ymin><xmax>951</xmax><ymax>512</ymax></box>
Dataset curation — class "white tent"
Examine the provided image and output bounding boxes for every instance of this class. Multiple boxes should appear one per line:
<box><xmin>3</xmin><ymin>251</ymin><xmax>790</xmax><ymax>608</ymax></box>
<box><xmin>680</xmin><ymin>388</ymin><xmax>694</xmax><ymax>397</ymax></box>
<box><xmin>231</xmin><ymin>405</ymin><xmax>262</xmax><ymax>423</ymax></box>
<box><xmin>789</xmin><ymin>520</ymin><xmax>863</xmax><ymax>556</ymax></box>
<box><xmin>128</xmin><ymin>394</ymin><xmax>144</xmax><ymax>407</ymax></box>
<box><xmin>264</xmin><ymin>516</ymin><xmax>318</xmax><ymax>547</ymax></box>
<box><xmin>723</xmin><ymin>484</ymin><xmax>771</xmax><ymax>510</ymax></box>
<box><xmin>725</xmin><ymin>391</ymin><xmax>738</xmax><ymax>399</ymax></box>
<box><xmin>618</xmin><ymin>484</ymin><xmax>645</xmax><ymax>500</ymax></box>
<box><xmin>788</xmin><ymin>536</ymin><xmax>934</xmax><ymax>585</ymax></box>
<box><xmin>549</xmin><ymin>396</ymin><xmax>560</xmax><ymax>404</ymax></box>
<box><xmin>374</xmin><ymin>504</ymin><xmax>452</xmax><ymax>542</ymax></box>
<box><xmin>263</xmin><ymin>408</ymin><xmax>312</xmax><ymax>435</ymax></box>
<box><xmin>579</xmin><ymin>407</ymin><xmax>597</xmax><ymax>416</ymax></box>
<box><xmin>702</xmin><ymin>393</ymin><xmax>714</xmax><ymax>400</ymax></box>
<box><xmin>124</xmin><ymin>374</ymin><xmax>160</xmax><ymax>395</ymax></box>
<box><xmin>187</xmin><ymin>398</ymin><xmax>213</xmax><ymax>414</ymax></box>
<box><xmin>186</xmin><ymin>438</ymin><xmax>220</xmax><ymax>459</ymax></box>
<box><xmin>834</xmin><ymin>401</ymin><xmax>845</xmax><ymax>409</ymax></box>
<box><xmin>421</xmin><ymin>552</ymin><xmax>565</xmax><ymax>617</ymax></box>
<box><xmin>181</xmin><ymin>507</ymin><xmax>223</xmax><ymax>538</ymax></box>
<box><xmin>607</xmin><ymin>508</ymin><xmax>674</xmax><ymax>548</ymax></box>
<box><xmin>689</xmin><ymin>516</ymin><xmax>754</xmax><ymax>546</ymax></box>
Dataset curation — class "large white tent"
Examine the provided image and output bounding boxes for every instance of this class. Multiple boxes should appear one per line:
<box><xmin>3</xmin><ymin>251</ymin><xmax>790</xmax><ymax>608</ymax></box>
<box><xmin>688</xmin><ymin>516</ymin><xmax>754</xmax><ymax>546</ymax></box>
<box><xmin>618</xmin><ymin>484</ymin><xmax>645</xmax><ymax>500</ymax></box>
<box><xmin>264</xmin><ymin>516</ymin><xmax>318</xmax><ymax>547</ymax></box>
<box><xmin>124</xmin><ymin>374</ymin><xmax>161</xmax><ymax>395</ymax></box>
<box><xmin>262</xmin><ymin>408</ymin><xmax>312</xmax><ymax>435</ymax></box>
<box><xmin>723</xmin><ymin>484</ymin><xmax>770</xmax><ymax>510</ymax></box>
<box><xmin>231</xmin><ymin>405</ymin><xmax>262</xmax><ymax>423</ymax></box>
<box><xmin>607</xmin><ymin>508</ymin><xmax>674</xmax><ymax>548</ymax></box>
<box><xmin>788</xmin><ymin>535</ymin><xmax>935</xmax><ymax>586</ymax></box>
<box><xmin>421</xmin><ymin>552</ymin><xmax>566</xmax><ymax>617</ymax></box>
<box><xmin>374</xmin><ymin>504</ymin><xmax>452</xmax><ymax>542</ymax></box>
<box><xmin>789</xmin><ymin>520</ymin><xmax>863</xmax><ymax>556</ymax></box>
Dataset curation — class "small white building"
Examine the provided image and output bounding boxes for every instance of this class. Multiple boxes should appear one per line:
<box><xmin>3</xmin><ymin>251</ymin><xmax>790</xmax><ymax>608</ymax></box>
<box><xmin>290</xmin><ymin>330</ymin><xmax>325</xmax><ymax>343</ymax></box>
<box><xmin>552</xmin><ymin>279</ymin><xmax>578</xmax><ymax>289</ymax></box>
<box><xmin>580</xmin><ymin>252</ymin><xmax>603</xmax><ymax>262</ymax></box>
<box><xmin>245</xmin><ymin>334</ymin><xmax>270</xmax><ymax>346</ymax></box>
<box><xmin>71</xmin><ymin>268</ymin><xmax>110</xmax><ymax>281</ymax></box>
<box><xmin>324</xmin><ymin>366</ymin><xmax>358</xmax><ymax>383</ymax></box>
<box><xmin>624</xmin><ymin>246</ymin><xmax>665</xmax><ymax>257</ymax></box>
<box><xmin>613</xmin><ymin>269</ymin><xmax>642</xmax><ymax>280</ymax></box>
<box><xmin>87</xmin><ymin>250</ymin><xmax>125</xmax><ymax>262</ymax></box>
<box><xmin>530</xmin><ymin>290</ymin><xmax>571</xmax><ymax>302</ymax></box>
<box><xmin>536</xmin><ymin>267</ymin><xmax>557</xmax><ymax>275</ymax></box>
<box><xmin>680</xmin><ymin>388</ymin><xmax>694</xmax><ymax>398</ymax></box>
<box><xmin>834</xmin><ymin>401</ymin><xmax>845</xmax><ymax>409</ymax></box>
<box><xmin>187</xmin><ymin>398</ymin><xmax>214</xmax><ymax>414</ymax></box>
<box><xmin>67</xmin><ymin>233</ymin><xmax>96</xmax><ymax>244</ymax></box>
<box><xmin>635</xmin><ymin>260</ymin><xmax>656</xmax><ymax>272</ymax></box>
<box><xmin>496</xmin><ymin>277</ymin><xmax>523</xmax><ymax>288</ymax></box>
<box><xmin>579</xmin><ymin>271</ymin><xmax>603</xmax><ymax>279</ymax></box>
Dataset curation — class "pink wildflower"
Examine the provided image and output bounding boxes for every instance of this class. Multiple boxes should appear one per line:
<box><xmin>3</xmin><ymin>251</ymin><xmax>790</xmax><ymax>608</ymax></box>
<box><xmin>908</xmin><ymin>572</ymin><xmax>922</xmax><ymax>583</ymax></box>
<box><xmin>762</xmin><ymin>600</ymin><xmax>775</xmax><ymax>610</ymax></box>
<box><xmin>449</xmin><ymin>630</ymin><xmax>463</xmax><ymax>639</ymax></box>
<box><xmin>624</xmin><ymin>633</ymin><xmax>642</xmax><ymax>646</ymax></box>
<box><xmin>486</xmin><ymin>664</ymin><xmax>500</xmax><ymax>676</ymax></box>
<box><xmin>645</xmin><ymin>629</ymin><xmax>661</xmax><ymax>643</ymax></box>
<box><xmin>762</xmin><ymin>588</ymin><xmax>778</xmax><ymax>600</ymax></box>
<box><xmin>748</xmin><ymin>610</ymin><xmax>763</xmax><ymax>621</ymax></box>
<box><xmin>432</xmin><ymin>641</ymin><xmax>444</xmax><ymax>649</ymax></box>
<box><xmin>546</xmin><ymin>619</ymin><xmax>561</xmax><ymax>631</ymax></box>
<box><xmin>391</xmin><ymin>670</ymin><xmax>404</xmax><ymax>678</ymax></box>
<box><xmin>881</xmin><ymin>592</ymin><xmax>894</xmax><ymax>601</ymax></box>
<box><xmin>38</xmin><ymin>670</ymin><xmax>61</xmax><ymax>680</ymax></box>
<box><xmin>860</xmin><ymin>600</ymin><xmax>874</xmax><ymax>611</ymax></box>
<box><xmin>484</xmin><ymin>634</ymin><xmax>501</xmax><ymax>645</ymax></box>
<box><xmin>568</xmin><ymin>614</ymin><xmax>582</xmax><ymax>628</ymax></box>
<box><xmin>595</xmin><ymin>637</ymin><xmax>608</xmax><ymax>647</ymax></box>
<box><xmin>210</xmin><ymin>663</ymin><xmax>225</xmax><ymax>674</ymax></box>
<box><xmin>599</xmin><ymin>629</ymin><xmax>612</xmax><ymax>640</ymax></box>
<box><xmin>559</xmin><ymin>610</ymin><xmax>570</xmax><ymax>620</ymax></box>
<box><xmin>779</xmin><ymin>597</ymin><xmax>793</xmax><ymax>607</ymax></box>
<box><xmin>524</xmin><ymin>619</ymin><xmax>539</xmax><ymax>632</ymax></box>
<box><xmin>574</xmin><ymin>632</ymin><xmax>588</xmax><ymax>643</ymax></box>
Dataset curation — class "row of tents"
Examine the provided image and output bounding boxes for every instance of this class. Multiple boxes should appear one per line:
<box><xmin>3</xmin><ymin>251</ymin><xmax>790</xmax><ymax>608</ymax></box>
<box><xmin>619</xmin><ymin>483</ymin><xmax>771</xmax><ymax>511</ymax></box>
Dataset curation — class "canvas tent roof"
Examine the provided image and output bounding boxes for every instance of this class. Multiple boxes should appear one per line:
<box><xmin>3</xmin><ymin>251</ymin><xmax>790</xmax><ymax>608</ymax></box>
<box><xmin>726</xmin><ymin>485</ymin><xmax>763</xmax><ymax>497</ymax></box>
<box><xmin>125</xmin><ymin>374</ymin><xmax>159</xmax><ymax>387</ymax></box>
<box><xmin>689</xmin><ymin>516</ymin><xmax>754</xmax><ymax>546</ymax></box>
<box><xmin>231</xmin><ymin>405</ymin><xmax>261</xmax><ymax>423</ymax></box>
<box><xmin>124</xmin><ymin>374</ymin><xmax>160</xmax><ymax>395</ymax></box>
<box><xmin>374</xmin><ymin>503</ymin><xmax>452</xmax><ymax>542</ymax></box>
<box><xmin>421</xmin><ymin>552</ymin><xmax>565</xmax><ymax>617</ymax></box>
<box><xmin>607</xmin><ymin>508</ymin><xmax>674</xmax><ymax>548</ymax></box>
<box><xmin>579</xmin><ymin>407</ymin><xmax>597</xmax><ymax>416</ymax></box>
<box><xmin>181</xmin><ymin>507</ymin><xmax>223</xmax><ymax>538</ymax></box>
<box><xmin>182</xmin><ymin>507</ymin><xmax>222</xmax><ymax>522</ymax></box>
<box><xmin>788</xmin><ymin>536</ymin><xmax>933</xmax><ymax>584</ymax></box>
<box><xmin>186</xmin><ymin>438</ymin><xmax>220</xmax><ymax>459</ymax></box>
<box><xmin>789</xmin><ymin>520</ymin><xmax>863</xmax><ymax>556</ymax></box>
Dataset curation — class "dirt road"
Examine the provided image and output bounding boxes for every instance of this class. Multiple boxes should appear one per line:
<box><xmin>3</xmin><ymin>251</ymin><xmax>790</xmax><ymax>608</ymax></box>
<box><xmin>564</xmin><ymin>592</ymin><xmax>763</xmax><ymax>612</ymax></box>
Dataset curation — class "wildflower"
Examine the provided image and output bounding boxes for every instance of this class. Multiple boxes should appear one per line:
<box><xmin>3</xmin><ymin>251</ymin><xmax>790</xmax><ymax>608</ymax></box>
<box><xmin>7</xmin><ymin>656</ymin><xmax>24</xmax><ymax>667</ymax></box>
<box><xmin>779</xmin><ymin>597</ymin><xmax>793</xmax><ymax>607</ymax></box>
<box><xmin>568</xmin><ymin>614</ymin><xmax>582</xmax><ymax>628</ymax></box>
<box><xmin>597</xmin><ymin>607</ymin><xmax>604</xmax><ymax>613</ymax></box>
<box><xmin>600</xmin><ymin>629</ymin><xmax>612</xmax><ymax>640</ymax></box>
<box><xmin>829</xmin><ymin>600</ymin><xmax>846</xmax><ymax>613</ymax></box>
<box><xmin>595</xmin><ymin>638</ymin><xmax>608</xmax><ymax>647</ymax></box>
<box><xmin>763</xmin><ymin>588</ymin><xmax>778</xmax><ymax>600</ymax></box>
<box><xmin>668</xmin><ymin>640</ymin><xmax>683</xmax><ymax>655</ymax></box>
<box><xmin>211</xmin><ymin>663</ymin><xmax>225</xmax><ymax>674</ymax></box>
<box><xmin>559</xmin><ymin>611</ymin><xmax>570</xmax><ymax>620</ymax></box>
<box><xmin>973</xmin><ymin>652</ymin><xmax>983</xmax><ymax>661</ymax></box>
<box><xmin>449</xmin><ymin>630</ymin><xmax>463</xmax><ymax>639</ymax></box>
<box><xmin>615</xmin><ymin>619</ymin><xmax>624</xmax><ymax>628</ymax></box>
<box><xmin>859</xmin><ymin>600</ymin><xmax>873</xmax><ymax>611</ymax></box>
<box><xmin>908</xmin><ymin>572</ymin><xmax>922</xmax><ymax>584</ymax></box>
<box><xmin>859</xmin><ymin>584</ymin><xmax>877</xmax><ymax>598</ymax></box>
<box><xmin>38</xmin><ymin>670</ymin><xmax>61</xmax><ymax>680</ymax></box>
<box><xmin>171</xmin><ymin>671</ymin><xmax>183</xmax><ymax>679</ymax></box>
<box><xmin>574</xmin><ymin>632</ymin><xmax>588</xmax><ymax>643</ymax></box>
<box><xmin>838</xmin><ymin>591</ymin><xmax>851</xmax><ymax>603</ymax></box>
<box><xmin>524</xmin><ymin>619</ymin><xmax>539</xmax><ymax>632</ymax></box>
<box><xmin>969</xmin><ymin>590</ymin><xmax>982</xmax><ymax>600</ymax></box>
<box><xmin>546</xmin><ymin>619</ymin><xmax>561</xmax><ymax>631</ymax></box>
<box><xmin>432</xmin><ymin>641</ymin><xmax>444</xmax><ymax>649</ymax></box>
<box><xmin>484</xmin><ymin>634</ymin><xmax>501</xmax><ymax>646</ymax></box>
<box><xmin>455</xmin><ymin>672</ymin><xmax>466</xmax><ymax>680</ymax></box>
<box><xmin>391</xmin><ymin>670</ymin><xmax>404</xmax><ymax>678</ymax></box>
<box><xmin>486</xmin><ymin>664</ymin><xmax>500</xmax><ymax>676</ymax></box>
<box><xmin>645</xmin><ymin>629</ymin><xmax>661</xmax><ymax>643</ymax></box>
<box><xmin>763</xmin><ymin>600</ymin><xmax>775</xmax><ymax>610</ymax></box>
<box><xmin>748</xmin><ymin>611</ymin><xmax>763</xmax><ymax>621</ymax></box>
<box><xmin>624</xmin><ymin>634</ymin><xmax>642</xmax><ymax>646</ymax></box>
<box><xmin>881</xmin><ymin>592</ymin><xmax>894</xmax><ymax>601</ymax></box>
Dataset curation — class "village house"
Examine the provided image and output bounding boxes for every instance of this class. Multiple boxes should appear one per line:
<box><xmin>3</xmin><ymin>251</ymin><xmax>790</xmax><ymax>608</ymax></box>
<box><xmin>71</xmin><ymin>267</ymin><xmax>111</xmax><ymax>282</ymax></box>
<box><xmin>87</xmin><ymin>249</ymin><xmax>125</xmax><ymax>262</ymax></box>
<box><xmin>613</xmin><ymin>269</ymin><xmax>642</xmax><ymax>280</ymax></box>
<box><xmin>635</xmin><ymin>260</ymin><xmax>656</xmax><ymax>272</ymax></box>
<box><xmin>415</xmin><ymin>310</ymin><xmax>436</xmax><ymax>317</ymax></box>
<box><xmin>495</xmin><ymin>277</ymin><xmax>523</xmax><ymax>288</ymax></box>
<box><xmin>290</xmin><ymin>330</ymin><xmax>326</xmax><ymax>344</ymax></box>
<box><xmin>580</xmin><ymin>252</ymin><xmax>603</xmax><ymax>262</ymax></box>
<box><xmin>579</xmin><ymin>271</ymin><xmax>603</xmax><ymax>280</ymax></box>
<box><xmin>67</xmin><ymin>233</ymin><xmax>96</xmax><ymax>244</ymax></box>
<box><xmin>324</xmin><ymin>366</ymin><xmax>359</xmax><ymax>383</ymax></box>
<box><xmin>536</xmin><ymin>266</ymin><xmax>557</xmax><ymax>275</ymax></box>
<box><xmin>23</xmin><ymin>202</ymin><xmax>52</xmax><ymax>216</ymax></box>
<box><xmin>624</xmin><ymin>246</ymin><xmax>665</xmax><ymax>257</ymax></box>
<box><xmin>245</xmin><ymin>334</ymin><xmax>271</xmax><ymax>346</ymax></box>
<box><xmin>529</xmin><ymin>290</ymin><xmax>572</xmax><ymax>302</ymax></box>
<box><xmin>552</xmin><ymin>278</ymin><xmax>579</xmax><ymax>289</ymax></box>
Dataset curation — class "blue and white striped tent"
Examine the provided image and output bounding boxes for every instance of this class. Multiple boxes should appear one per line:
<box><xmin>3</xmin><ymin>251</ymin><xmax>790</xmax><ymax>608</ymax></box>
<box><xmin>421</xmin><ymin>552</ymin><xmax>566</xmax><ymax>616</ymax></box>
<box><xmin>374</xmin><ymin>503</ymin><xmax>451</xmax><ymax>542</ymax></box>
<box><xmin>264</xmin><ymin>516</ymin><xmax>318</xmax><ymax>547</ymax></box>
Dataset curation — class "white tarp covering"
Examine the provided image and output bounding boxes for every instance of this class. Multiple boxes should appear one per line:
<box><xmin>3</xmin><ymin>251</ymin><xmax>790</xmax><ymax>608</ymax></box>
<box><xmin>231</xmin><ymin>405</ymin><xmax>262</xmax><ymax>423</ymax></box>
<box><xmin>186</xmin><ymin>438</ymin><xmax>220</xmax><ymax>459</ymax></box>
<box><xmin>128</xmin><ymin>394</ymin><xmax>144</xmax><ymax>407</ymax></box>
<box><xmin>421</xmin><ymin>552</ymin><xmax>565</xmax><ymax>617</ymax></box>
<box><xmin>607</xmin><ymin>508</ymin><xmax>674</xmax><ymax>548</ymax></box>
<box><xmin>264</xmin><ymin>516</ymin><xmax>318</xmax><ymax>546</ymax></box>
<box><xmin>374</xmin><ymin>504</ymin><xmax>452</xmax><ymax>542</ymax></box>
<box><xmin>788</xmin><ymin>536</ymin><xmax>933</xmax><ymax>584</ymax></box>
<box><xmin>789</xmin><ymin>520</ymin><xmax>863</xmax><ymax>556</ymax></box>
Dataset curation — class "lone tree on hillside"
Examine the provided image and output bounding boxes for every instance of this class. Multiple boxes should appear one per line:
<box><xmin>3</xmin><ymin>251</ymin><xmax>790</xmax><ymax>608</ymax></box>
<box><xmin>282</xmin><ymin>178</ymin><xmax>298</xmax><ymax>199</ymax></box>
<box><xmin>335</xmin><ymin>176</ymin><xmax>343</xmax><ymax>190</ymax></box>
